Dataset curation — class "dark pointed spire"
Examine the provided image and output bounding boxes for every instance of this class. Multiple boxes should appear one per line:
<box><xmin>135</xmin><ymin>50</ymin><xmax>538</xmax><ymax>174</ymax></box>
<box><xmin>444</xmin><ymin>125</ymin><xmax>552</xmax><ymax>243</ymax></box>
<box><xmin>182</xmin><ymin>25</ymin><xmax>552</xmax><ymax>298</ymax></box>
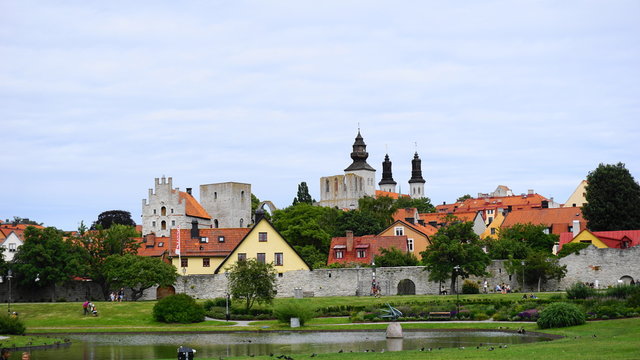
<box><xmin>408</xmin><ymin>152</ymin><xmax>426</xmax><ymax>183</ymax></box>
<box><xmin>344</xmin><ymin>131</ymin><xmax>375</xmax><ymax>172</ymax></box>
<box><xmin>378</xmin><ymin>154</ymin><xmax>397</xmax><ymax>186</ymax></box>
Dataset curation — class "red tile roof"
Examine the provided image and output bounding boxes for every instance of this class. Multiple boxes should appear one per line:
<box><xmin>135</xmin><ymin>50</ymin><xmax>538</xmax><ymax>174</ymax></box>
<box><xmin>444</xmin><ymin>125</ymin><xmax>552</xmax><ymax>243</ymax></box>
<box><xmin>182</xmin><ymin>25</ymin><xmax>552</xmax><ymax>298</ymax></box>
<box><xmin>501</xmin><ymin>207</ymin><xmax>585</xmax><ymax>235</ymax></box>
<box><xmin>327</xmin><ymin>234</ymin><xmax>408</xmax><ymax>265</ymax></box>
<box><xmin>559</xmin><ymin>230</ymin><xmax>640</xmax><ymax>250</ymax></box>
<box><xmin>437</xmin><ymin>193</ymin><xmax>548</xmax><ymax>214</ymax></box>
<box><xmin>391</xmin><ymin>209</ymin><xmax>438</xmax><ymax>236</ymax></box>
<box><xmin>0</xmin><ymin>224</ymin><xmax>44</xmax><ymax>241</ymax></box>
<box><xmin>375</xmin><ymin>190</ymin><xmax>410</xmax><ymax>199</ymax></box>
<box><xmin>138</xmin><ymin>228</ymin><xmax>251</xmax><ymax>258</ymax></box>
<box><xmin>174</xmin><ymin>190</ymin><xmax>211</xmax><ymax>219</ymax></box>
<box><xmin>419</xmin><ymin>211</ymin><xmax>479</xmax><ymax>225</ymax></box>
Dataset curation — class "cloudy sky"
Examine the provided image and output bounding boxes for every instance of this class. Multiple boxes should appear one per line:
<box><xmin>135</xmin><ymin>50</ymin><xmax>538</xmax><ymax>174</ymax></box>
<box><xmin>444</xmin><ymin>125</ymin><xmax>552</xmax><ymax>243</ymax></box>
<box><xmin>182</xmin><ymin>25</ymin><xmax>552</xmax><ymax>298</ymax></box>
<box><xmin>2</xmin><ymin>1</ymin><xmax>639</xmax><ymax>230</ymax></box>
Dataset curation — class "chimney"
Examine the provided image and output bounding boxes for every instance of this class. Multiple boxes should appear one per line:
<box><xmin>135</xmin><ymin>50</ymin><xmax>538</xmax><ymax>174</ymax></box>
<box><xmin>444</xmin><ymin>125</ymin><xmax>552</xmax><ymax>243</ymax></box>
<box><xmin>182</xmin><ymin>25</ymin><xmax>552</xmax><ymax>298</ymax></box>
<box><xmin>186</xmin><ymin>188</ymin><xmax>192</xmax><ymax>195</ymax></box>
<box><xmin>191</xmin><ymin>220</ymin><xmax>199</xmax><ymax>239</ymax></box>
<box><xmin>572</xmin><ymin>220</ymin><xmax>580</xmax><ymax>238</ymax></box>
<box><xmin>346</xmin><ymin>230</ymin><xmax>354</xmax><ymax>252</ymax></box>
<box><xmin>528</xmin><ymin>189</ymin><xmax>534</xmax><ymax>196</ymax></box>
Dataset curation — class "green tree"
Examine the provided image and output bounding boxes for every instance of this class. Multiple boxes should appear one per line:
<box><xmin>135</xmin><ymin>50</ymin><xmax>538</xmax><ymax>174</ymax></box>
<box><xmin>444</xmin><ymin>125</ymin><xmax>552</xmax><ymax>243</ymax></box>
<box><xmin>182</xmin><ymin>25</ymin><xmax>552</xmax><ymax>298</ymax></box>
<box><xmin>358</xmin><ymin>195</ymin><xmax>396</xmax><ymax>228</ymax></box>
<box><xmin>292</xmin><ymin>182</ymin><xmax>315</xmax><ymax>205</ymax></box>
<box><xmin>227</xmin><ymin>259</ymin><xmax>277</xmax><ymax>311</ymax></box>
<box><xmin>393</xmin><ymin>197</ymin><xmax>436</xmax><ymax>213</ymax></box>
<box><xmin>506</xmin><ymin>251</ymin><xmax>567</xmax><ymax>292</ymax></box>
<box><xmin>420</xmin><ymin>217</ymin><xmax>490</xmax><ymax>294</ymax></box>
<box><xmin>251</xmin><ymin>194</ymin><xmax>261</xmax><ymax>214</ymax></box>
<box><xmin>486</xmin><ymin>223</ymin><xmax>557</xmax><ymax>259</ymax></box>
<box><xmin>582</xmin><ymin>162</ymin><xmax>640</xmax><ymax>231</ymax></box>
<box><xmin>557</xmin><ymin>242</ymin><xmax>591</xmax><ymax>258</ymax></box>
<box><xmin>12</xmin><ymin>227</ymin><xmax>85</xmax><ymax>300</ymax></box>
<box><xmin>272</xmin><ymin>203</ymin><xmax>340</xmax><ymax>253</ymax></box>
<box><xmin>77</xmin><ymin>224</ymin><xmax>141</xmax><ymax>299</ymax></box>
<box><xmin>293</xmin><ymin>245</ymin><xmax>327</xmax><ymax>269</ymax></box>
<box><xmin>374</xmin><ymin>247</ymin><xmax>419</xmax><ymax>267</ymax></box>
<box><xmin>456</xmin><ymin>194</ymin><xmax>472</xmax><ymax>202</ymax></box>
<box><xmin>103</xmin><ymin>254</ymin><xmax>178</xmax><ymax>301</ymax></box>
<box><xmin>334</xmin><ymin>210</ymin><xmax>385</xmax><ymax>237</ymax></box>
<box><xmin>6</xmin><ymin>216</ymin><xmax>42</xmax><ymax>226</ymax></box>
<box><xmin>91</xmin><ymin>210</ymin><xmax>136</xmax><ymax>230</ymax></box>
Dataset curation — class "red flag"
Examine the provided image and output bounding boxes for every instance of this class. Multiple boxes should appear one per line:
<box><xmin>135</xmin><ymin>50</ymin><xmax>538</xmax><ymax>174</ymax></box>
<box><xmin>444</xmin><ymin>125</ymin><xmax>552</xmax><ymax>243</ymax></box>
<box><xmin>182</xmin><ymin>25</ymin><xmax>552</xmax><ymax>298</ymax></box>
<box><xmin>175</xmin><ymin>225</ymin><xmax>181</xmax><ymax>255</ymax></box>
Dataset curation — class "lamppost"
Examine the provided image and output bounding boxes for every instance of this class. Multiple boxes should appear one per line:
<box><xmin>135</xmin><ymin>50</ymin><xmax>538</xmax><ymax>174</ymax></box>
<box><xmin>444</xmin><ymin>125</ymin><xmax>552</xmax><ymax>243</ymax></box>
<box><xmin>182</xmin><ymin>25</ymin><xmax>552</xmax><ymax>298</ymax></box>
<box><xmin>6</xmin><ymin>270</ymin><xmax>13</xmax><ymax>315</ymax></box>
<box><xmin>521</xmin><ymin>260</ymin><xmax>526</xmax><ymax>292</ymax></box>
<box><xmin>453</xmin><ymin>265</ymin><xmax>460</xmax><ymax>319</ymax></box>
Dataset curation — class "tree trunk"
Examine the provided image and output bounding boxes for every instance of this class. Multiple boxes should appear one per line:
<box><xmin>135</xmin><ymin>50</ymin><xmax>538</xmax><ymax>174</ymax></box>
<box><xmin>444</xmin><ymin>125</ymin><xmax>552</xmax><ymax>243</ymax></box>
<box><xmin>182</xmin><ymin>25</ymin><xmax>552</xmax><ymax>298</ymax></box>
<box><xmin>450</xmin><ymin>276</ymin><xmax>457</xmax><ymax>295</ymax></box>
<box><xmin>537</xmin><ymin>276</ymin><xmax>542</xmax><ymax>293</ymax></box>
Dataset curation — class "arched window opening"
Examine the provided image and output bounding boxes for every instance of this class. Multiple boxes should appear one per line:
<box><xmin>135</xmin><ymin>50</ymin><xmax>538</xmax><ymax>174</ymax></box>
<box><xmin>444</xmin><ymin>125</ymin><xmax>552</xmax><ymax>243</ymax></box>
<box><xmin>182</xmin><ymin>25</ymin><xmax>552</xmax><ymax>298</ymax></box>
<box><xmin>241</xmin><ymin>191</ymin><xmax>245</xmax><ymax>200</ymax></box>
<box><xmin>161</xmin><ymin>206</ymin><xmax>167</xmax><ymax>216</ymax></box>
<box><xmin>161</xmin><ymin>220</ymin><xmax>167</xmax><ymax>230</ymax></box>
<box><xmin>214</xmin><ymin>192</ymin><xmax>218</xmax><ymax>200</ymax></box>
<box><xmin>325</xmin><ymin>179</ymin><xmax>330</xmax><ymax>193</ymax></box>
<box><xmin>214</xmin><ymin>219</ymin><xmax>219</xmax><ymax>228</ymax></box>
<box><xmin>240</xmin><ymin>218</ymin><xmax>244</xmax><ymax>227</ymax></box>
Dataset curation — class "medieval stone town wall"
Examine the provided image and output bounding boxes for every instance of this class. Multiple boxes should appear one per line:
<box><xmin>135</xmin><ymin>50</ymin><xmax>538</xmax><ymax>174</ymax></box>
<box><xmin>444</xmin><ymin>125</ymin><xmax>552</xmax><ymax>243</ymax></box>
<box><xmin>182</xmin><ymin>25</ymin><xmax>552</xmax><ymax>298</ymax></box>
<box><xmin>2</xmin><ymin>246</ymin><xmax>637</xmax><ymax>302</ymax></box>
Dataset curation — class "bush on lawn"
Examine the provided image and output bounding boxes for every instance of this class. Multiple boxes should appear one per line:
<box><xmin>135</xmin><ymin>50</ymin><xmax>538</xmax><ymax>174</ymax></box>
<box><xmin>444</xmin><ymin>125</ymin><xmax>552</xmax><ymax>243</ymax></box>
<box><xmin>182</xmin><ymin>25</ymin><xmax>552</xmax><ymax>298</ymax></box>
<box><xmin>0</xmin><ymin>314</ymin><xmax>26</xmax><ymax>335</ymax></box>
<box><xmin>462</xmin><ymin>280</ymin><xmax>480</xmax><ymax>294</ymax></box>
<box><xmin>566</xmin><ymin>282</ymin><xmax>596</xmax><ymax>300</ymax></box>
<box><xmin>273</xmin><ymin>300</ymin><xmax>317</xmax><ymax>326</ymax></box>
<box><xmin>153</xmin><ymin>294</ymin><xmax>205</xmax><ymax>323</ymax></box>
<box><xmin>537</xmin><ymin>302</ymin><xmax>586</xmax><ymax>329</ymax></box>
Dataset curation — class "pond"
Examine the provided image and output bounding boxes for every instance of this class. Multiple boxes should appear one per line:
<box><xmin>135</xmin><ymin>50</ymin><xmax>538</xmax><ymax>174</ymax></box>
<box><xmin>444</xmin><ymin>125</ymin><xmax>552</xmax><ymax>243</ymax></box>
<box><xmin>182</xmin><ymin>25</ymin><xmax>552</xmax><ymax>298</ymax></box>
<box><xmin>28</xmin><ymin>330</ymin><xmax>553</xmax><ymax>359</ymax></box>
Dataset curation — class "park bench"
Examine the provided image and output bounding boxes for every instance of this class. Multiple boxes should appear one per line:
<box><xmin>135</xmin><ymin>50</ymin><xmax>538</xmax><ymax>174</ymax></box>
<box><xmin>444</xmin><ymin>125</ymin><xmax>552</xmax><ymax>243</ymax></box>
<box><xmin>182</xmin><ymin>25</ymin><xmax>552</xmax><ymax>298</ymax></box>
<box><xmin>428</xmin><ymin>311</ymin><xmax>451</xmax><ymax>320</ymax></box>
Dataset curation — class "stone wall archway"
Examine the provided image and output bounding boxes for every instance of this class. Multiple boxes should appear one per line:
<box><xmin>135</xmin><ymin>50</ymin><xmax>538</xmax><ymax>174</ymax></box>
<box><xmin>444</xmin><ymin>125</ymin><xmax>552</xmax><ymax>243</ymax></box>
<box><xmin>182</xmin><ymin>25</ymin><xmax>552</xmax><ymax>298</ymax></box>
<box><xmin>156</xmin><ymin>285</ymin><xmax>176</xmax><ymax>299</ymax></box>
<box><xmin>619</xmin><ymin>275</ymin><xmax>635</xmax><ymax>285</ymax></box>
<box><xmin>397</xmin><ymin>279</ymin><xmax>416</xmax><ymax>295</ymax></box>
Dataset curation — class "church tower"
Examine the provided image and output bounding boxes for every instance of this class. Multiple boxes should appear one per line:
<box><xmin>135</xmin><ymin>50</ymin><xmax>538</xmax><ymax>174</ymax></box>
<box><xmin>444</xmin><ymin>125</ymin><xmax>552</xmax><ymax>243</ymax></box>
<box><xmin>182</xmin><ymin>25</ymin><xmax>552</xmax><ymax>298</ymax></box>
<box><xmin>408</xmin><ymin>152</ymin><xmax>426</xmax><ymax>199</ymax></box>
<box><xmin>344</xmin><ymin>131</ymin><xmax>376</xmax><ymax>196</ymax></box>
<box><xmin>378</xmin><ymin>154</ymin><xmax>397</xmax><ymax>193</ymax></box>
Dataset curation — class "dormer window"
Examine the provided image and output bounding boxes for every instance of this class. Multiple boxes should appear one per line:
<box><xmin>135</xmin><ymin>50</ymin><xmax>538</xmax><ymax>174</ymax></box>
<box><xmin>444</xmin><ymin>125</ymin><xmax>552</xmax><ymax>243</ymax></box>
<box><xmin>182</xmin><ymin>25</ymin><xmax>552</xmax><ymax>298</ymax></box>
<box><xmin>218</xmin><ymin>236</ymin><xmax>225</xmax><ymax>242</ymax></box>
<box><xmin>395</xmin><ymin>227</ymin><xmax>404</xmax><ymax>236</ymax></box>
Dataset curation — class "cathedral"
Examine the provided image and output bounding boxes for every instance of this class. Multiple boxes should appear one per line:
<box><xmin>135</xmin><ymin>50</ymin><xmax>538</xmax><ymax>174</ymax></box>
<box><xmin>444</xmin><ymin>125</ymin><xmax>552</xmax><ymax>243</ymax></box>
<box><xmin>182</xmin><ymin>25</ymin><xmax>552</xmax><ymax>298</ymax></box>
<box><xmin>318</xmin><ymin>131</ymin><xmax>426</xmax><ymax>209</ymax></box>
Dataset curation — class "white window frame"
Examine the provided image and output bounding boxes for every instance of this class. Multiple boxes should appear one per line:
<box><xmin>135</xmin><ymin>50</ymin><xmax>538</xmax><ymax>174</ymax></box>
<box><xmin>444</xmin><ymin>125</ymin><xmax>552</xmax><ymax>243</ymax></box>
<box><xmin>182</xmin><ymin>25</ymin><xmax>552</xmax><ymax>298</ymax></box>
<box><xmin>407</xmin><ymin>238</ymin><xmax>414</xmax><ymax>252</ymax></box>
<box><xmin>394</xmin><ymin>227</ymin><xmax>404</xmax><ymax>236</ymax></box>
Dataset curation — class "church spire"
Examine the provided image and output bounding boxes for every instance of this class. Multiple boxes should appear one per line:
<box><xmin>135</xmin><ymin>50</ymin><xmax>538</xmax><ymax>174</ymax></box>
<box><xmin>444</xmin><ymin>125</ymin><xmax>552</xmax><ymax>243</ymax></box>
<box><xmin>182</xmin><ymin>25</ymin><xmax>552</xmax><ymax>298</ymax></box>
<box><xmin>344</xmin><ymin>130</ymin><xmax>375</xmax><ymax>172</ymax></box>
<box><xmin>408</xmin><ymin>152</ymin><xmax>426</xmax><ymax>199</ymax></box>
<box><xmin>378</xmin><ymin>154</ymin><xmax>397</xmax><ymax>193</ymax></box>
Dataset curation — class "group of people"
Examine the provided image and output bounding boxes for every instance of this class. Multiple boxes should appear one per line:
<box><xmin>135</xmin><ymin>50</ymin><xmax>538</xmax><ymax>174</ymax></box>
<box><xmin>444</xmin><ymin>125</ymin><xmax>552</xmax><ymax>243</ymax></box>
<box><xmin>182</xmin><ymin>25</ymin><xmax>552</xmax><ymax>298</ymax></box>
<box><xmin>109</xmin><ymin>288</ymin><xmax>125</xmax><ymax>302</ymax></box>
<box><xmin>82</xmin><ymin>300</ymin><xmax>98</xmax><ymax>316</ymax></box>
<box><xmin>495</xmin><ymin>283</ymin><xmax>511</xmax><ymax>294</ymax></box>
<box><xmin>1</xmin><ymin>348</ymin><xmax>29</xmax><ymax>360</ymax></box>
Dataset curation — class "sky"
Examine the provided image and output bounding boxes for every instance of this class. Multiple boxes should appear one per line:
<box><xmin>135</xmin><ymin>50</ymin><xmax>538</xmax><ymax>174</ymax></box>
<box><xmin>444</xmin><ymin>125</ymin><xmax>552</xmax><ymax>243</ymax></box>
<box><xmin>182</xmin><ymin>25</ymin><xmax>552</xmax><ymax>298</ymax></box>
<box><xmin>2</xmin><ymin>1</ymin><xmax>639</xmax><ymax>231</ymax></box>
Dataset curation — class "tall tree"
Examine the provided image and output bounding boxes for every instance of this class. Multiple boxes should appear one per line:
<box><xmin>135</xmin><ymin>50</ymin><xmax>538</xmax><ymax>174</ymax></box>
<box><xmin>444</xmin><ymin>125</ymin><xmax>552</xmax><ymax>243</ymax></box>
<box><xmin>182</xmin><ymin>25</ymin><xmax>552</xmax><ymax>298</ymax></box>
<box><xmin>421</xmin><ymin>217</ymin><xmax>490</xmax><ymax>294</ymax></box>
<box><xmin>77</xmin><ymin>224</ymin><xmax>141</xmax><ymax>299</ymax></box>
<box><xmin>6</xmin><ymin>216</ymin><xmax>43</xmax><ymax>226</ymax></box>
<box><xmin>582</xmin><ymin>162</ymin><xmax>640</xmax><ymax>231</ymax></box>
<box><xmin>334</xmin><ymin>210</ymin><xmax>385</xmax><ymax>237</ymax></box>
<box><xmin>103</xmin><ymin>254</ymin><xmax>177</xmax><ymax>301</ymax></box>
<box><xmin>292</xmin><ymin>182</ymin><xmax>315</xmax><ymax>205</ymax></box>
<box><xmin>12</xmin><ymin>227</ymin><xmax>85</xmax><ymax>300</ymax></box>
<box><xmin>506</xmin><ymin>251</ymin><xmax>567</xmax><ymax>292</ymax></box>
<box><xmin>92</xmin><ymin>210</ymin><xmax>136</xmax><ymax>230</ymax></box>
<box><xmin>486</xmin><ymin>223</ymin><xmax>557</xmax><ymax>260</ymax></box>
<box><xmin>227</xmin><ymin>258</ymin><xmax>277</xmax><ymax>311</ymax></box>
<box><xmin>358</xmin><ymin>195</ymin><xmax>396</xmax><ymax>228</ymax></box>
<box><xmin>272</xmin><ymin>203</ymin><xmax>340</xmax><ymax>254</ymax></box>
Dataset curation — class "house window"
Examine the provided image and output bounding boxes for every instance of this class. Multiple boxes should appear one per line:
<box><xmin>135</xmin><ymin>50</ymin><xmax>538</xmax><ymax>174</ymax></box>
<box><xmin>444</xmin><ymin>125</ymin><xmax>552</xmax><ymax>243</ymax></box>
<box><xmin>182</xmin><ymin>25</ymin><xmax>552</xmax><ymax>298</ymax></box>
<box><xmin>218</xmin><ymin>236</ymin><xmax>225</xmax><ymax>242</ymax></box>
<box><xmin>325</xmin><ymin>179</ymin><xmax>330</xmax><ymax>193</ymax></box>
<box><xmin>214</xmin><ymin>192</ymin><xmax>218</xmax><ymax>200</ymax></box>
<box><xmin>488</xmin><ymin>217</ymin><xmax>493</xmax><ymax>224</ymax></box>
<box><xmin>278</xmin><ymin>273</ymin><xmax>283</xmax><ymax>278</ymax></box>
<box><xmin>203</xmin><ymin>258</ymin><xmax>210</xmax><ymax>267</ymax></box>
<box><xmin>395</xmin><ymin>227</ymin><xmax>404</xmax><ymax>236</ymax></box>
<box><xmin>161</xmin><ymin>221</ymin><xmax>167</xmax><ymax>230</ymax></box>
<box><xmin>152</xmin><ymin>221</ymin><xmax>156</xmax><ymax>228</ymax></box>
<box><xmin>335</xmin><ymin>250</ymin><xmax>344</xmax><ymax>259</ymax></box>
<box><xmin>543</xmin><ymin>228</ymin><xmax>550</xmax><ymax>235</ymax></box>
<box><xmin>356</xmin><ymin>249</ymin><xmax>366</xmax><ymax>258</ymax></box>
<box><xmin>8</xmin><ymin>243</ymin><xmax>17</xmax><ymax>252</ymax></box>
<box><xmin>161</xmin><ymin>206</ymin><xmax>167</xmax><ymax>216</ymax></box>
<box><xmin>487</xmin><ymin>209</ymin><xmax>494</xmax><ymax>215</ymax></box>
<box><xmin>171</xmin><ymin>220</ymin><xmax>176</xmax><ymax>226</ymax></box>
<box><xmin>214</xmin><ymin>219</ymin><xmax>219</xmax><ymax>228</ymax></box>
<box><xmin>158</xmin><ymin>242</ymin><xmax>164</xmax><ymax>247</ymax></box>
<box><xmin>171</xmin><ymin>208</ymin><xmax>174</xmax><ymax>214</ymax></box>
<box><xmin>257</xmin><ymin>253</ymin><xmax>266</xmax><ymax>264</ymax></box>
<box><xmin>238</xmin><ymin>253</ymin><xmax>247</xmax><ymax>262</ymax></box>
<box><xmin>241</xmin><ymin>190</ymin><xmax>245</xmax><ymax>201</ymax></box>
<box><xmin>153</xmin><ymin>209</ymin><xmax>156</xmax><ymax>215</ymax></box>
<box><xmin>240</xmin><ymin>218</ymin><xmax>244</xmax><ymax>227</ymax></box>
<box><xmin>580</xmin><ymin>240</ymin><xmax>592</xmax><ymax>244</ymax></box>
<box><xmin>490</xmin><ymin>228</ymin><xmax>496</xmax><ymax>235</ymax></box>
<box><xmin>274</xmin><ymin>253</ymin><xmax>283</xmax><ymax>266</ymax></box>
<box><xmin>181</xmin><ymin>258</ymin><xmax>188</xmax><ymax>267</ymax></box>
<box><xmin>259</xmin><ymin>232</ymin><xmax>268</xmax><ymax>242</ymax></box>
<box><xmin>407</xmin><ymin>238</ymin><xmax>414</xmax><ymax>252</ymax></box>
<box><xmin>568</xmin><ymin>226</ymin><xmax>573</xmax><ymax>232</ymax></box>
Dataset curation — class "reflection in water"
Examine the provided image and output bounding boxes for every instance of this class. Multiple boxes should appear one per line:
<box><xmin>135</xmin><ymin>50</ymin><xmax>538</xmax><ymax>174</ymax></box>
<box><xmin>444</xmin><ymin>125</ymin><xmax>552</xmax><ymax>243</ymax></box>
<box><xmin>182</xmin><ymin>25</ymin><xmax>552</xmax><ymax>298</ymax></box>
<box><xmin>29</xmin><ymin>330</ymin><xmax>551</xmax><ymax>360</ymax></box>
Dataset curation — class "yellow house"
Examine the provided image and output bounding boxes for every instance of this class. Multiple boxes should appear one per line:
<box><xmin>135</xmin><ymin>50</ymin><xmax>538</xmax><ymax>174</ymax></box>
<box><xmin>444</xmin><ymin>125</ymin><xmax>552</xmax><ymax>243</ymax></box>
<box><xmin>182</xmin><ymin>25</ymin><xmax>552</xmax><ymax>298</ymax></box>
<box><xmin>215</xmin><ymin>217</ymin><xmax>311</xmax><ymax>274</ymax></box>
<box><xmin>378</xmin><ymin>220</ymin><xmax>435</xmax><ymax>260</ymax></box>
<box><xmin>564</xmin><ymin>180</ymin><xmax>587</xmax><ymax>208</ymax></box>
<box><xmin>480</xmin><ymin>210</ymin><xmax>506</xmax><ymax>239</ymax></box>
<box><xmin>563</xmin><ymin>230</ymin><xmax>609</xmax><ymax>248</ymax></box>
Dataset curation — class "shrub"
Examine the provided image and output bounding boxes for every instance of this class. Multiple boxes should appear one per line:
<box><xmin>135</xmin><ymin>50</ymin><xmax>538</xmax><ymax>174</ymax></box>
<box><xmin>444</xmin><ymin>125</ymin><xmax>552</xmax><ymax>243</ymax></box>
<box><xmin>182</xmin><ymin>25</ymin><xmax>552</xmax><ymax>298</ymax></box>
<box><xmin>462</xmin><ymin>280</ymin><xmax>480</xmax><ymax>294</ymax></box>
<box><xmin>473</xmin><ymin>312</ymin><xmax>490</xmax><ymax>321</ymax></box>
<box><xmin>153</xmin><ymin>294</ymin><xmax>205</xmax><ymax>323</ymax></box>
<box><xmin>516</xmin><ymin>309</ymin><xmax>540</xmax><ymax>321</ymax></box>
<box><xmin>537</xmin><ymin>302</ymin><xmax>586</xmax><ymax>329</ymax></box>
<box><xmin>203</xmin><ymin>298</ymin><xmax>228</xmax><ymax>311</ymax></box>
<box><xmin>606</xmin><ymin>285</ymin><xmax>640</xmax><ymax>299</ymax></box>
<box><xmin>273</xmin><ymin>301</ymin><xmax>317</xmax><ymax>326</ymax></box>
<box><xmin>566</xmin><ymin>282</ymin><xmax>596</xmax><ymax>299</ymax></box>
<box><xmin>0</xmin><ymin>314</ymin><xmax>26</xmax><ymax>335</ymax></box>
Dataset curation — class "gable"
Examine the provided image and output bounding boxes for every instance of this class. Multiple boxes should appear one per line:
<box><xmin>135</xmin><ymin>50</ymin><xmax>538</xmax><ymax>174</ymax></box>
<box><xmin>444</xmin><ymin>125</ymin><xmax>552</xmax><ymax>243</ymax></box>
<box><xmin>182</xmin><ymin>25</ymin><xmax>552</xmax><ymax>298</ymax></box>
<box><xmin>570</xmin><ymin>230</ymin><xmax>608</xmax><ymax>248</ymax></box>
<box><xmin>215</xmin><ymin>219</ymin><xmax>310</xmax><ymax>273</ymax></box>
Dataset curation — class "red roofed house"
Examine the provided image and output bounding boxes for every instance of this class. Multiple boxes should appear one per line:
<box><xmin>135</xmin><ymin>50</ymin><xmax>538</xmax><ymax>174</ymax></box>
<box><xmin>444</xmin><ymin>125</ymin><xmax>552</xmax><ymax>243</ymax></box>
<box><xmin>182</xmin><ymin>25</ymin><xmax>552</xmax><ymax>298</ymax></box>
<box><xmin>419</xmin><ymin>211</ymin><xmax>487</xmax><ymax>236</ymax></box>
<box><xmin>559</xmin><ymin>229</ymin><xmax>640</xmax><ymax>251</ymax></box>
<box><xmin>327</xmin><ymin>231</ymin><xmax>408</xmax><ymax>266</ymax></box>
<box><xmin>501</xmin><ymin>207</ymin><xmax>586</xmax><ymax>236</ymax></box>
<box><xmin>0</xmin><ymin>223</ymin><xmax>45</xmax><ymax>261</ymax></box>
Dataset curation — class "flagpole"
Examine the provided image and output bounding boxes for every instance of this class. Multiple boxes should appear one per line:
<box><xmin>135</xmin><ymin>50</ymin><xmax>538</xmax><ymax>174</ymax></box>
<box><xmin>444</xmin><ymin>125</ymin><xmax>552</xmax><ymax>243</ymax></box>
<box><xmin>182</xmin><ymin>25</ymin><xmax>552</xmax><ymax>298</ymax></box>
<box><xmin>176</xmin><ymin>225</ymin><xmax>181</xmax><ymax>274</ymax></box>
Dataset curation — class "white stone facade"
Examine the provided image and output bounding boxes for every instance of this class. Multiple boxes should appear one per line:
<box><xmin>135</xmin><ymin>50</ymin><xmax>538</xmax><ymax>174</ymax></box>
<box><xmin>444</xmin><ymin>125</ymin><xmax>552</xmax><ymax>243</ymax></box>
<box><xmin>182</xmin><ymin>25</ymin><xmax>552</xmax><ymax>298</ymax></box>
<box><xmin>319</xmin><ymin>174</ymin><xmax>369</xmax><ymax>209</ymax></box>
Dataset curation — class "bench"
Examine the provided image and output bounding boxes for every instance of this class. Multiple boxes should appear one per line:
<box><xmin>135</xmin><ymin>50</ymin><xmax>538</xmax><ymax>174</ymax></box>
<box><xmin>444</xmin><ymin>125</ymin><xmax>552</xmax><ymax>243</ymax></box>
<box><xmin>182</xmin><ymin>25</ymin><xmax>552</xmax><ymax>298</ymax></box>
<box><xmin>428</xmin><ymin>312</ymin><xmax>451</xmax><ymax>320</ymax></box>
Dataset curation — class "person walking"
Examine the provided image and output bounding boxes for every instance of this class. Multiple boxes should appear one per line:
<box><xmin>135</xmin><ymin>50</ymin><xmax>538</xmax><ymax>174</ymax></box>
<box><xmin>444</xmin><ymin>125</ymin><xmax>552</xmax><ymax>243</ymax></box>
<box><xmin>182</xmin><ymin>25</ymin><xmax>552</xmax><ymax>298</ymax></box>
<box><xmin>83</xmin><ymin>300</ymin><xmax>90</xmax><ymax>315</ymax></box>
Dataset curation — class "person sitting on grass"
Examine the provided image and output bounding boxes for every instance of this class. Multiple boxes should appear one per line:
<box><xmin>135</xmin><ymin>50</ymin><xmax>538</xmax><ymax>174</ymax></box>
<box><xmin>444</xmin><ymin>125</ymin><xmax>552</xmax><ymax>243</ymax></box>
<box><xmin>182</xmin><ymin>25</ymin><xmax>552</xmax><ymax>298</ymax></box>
<box><xmin>1</xmin><ymin>348</ymin><xmax>11</xmax><ymax>360</ymax></box>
